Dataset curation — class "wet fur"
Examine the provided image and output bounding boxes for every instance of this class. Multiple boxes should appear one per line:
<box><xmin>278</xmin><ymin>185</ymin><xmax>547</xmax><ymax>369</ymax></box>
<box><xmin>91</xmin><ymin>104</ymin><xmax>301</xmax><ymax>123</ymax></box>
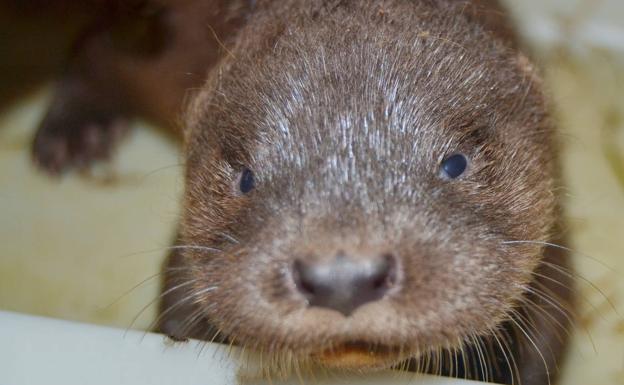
<box><xmin>35</xmin><ymin>1</ymin><xmax>573</xmax><ymax>384</ymax></box>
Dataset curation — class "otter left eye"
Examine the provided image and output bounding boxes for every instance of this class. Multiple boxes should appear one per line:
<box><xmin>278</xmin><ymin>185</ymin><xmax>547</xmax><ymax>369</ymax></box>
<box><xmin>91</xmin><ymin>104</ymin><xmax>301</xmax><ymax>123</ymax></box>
<box><xmin>239</xmin><ymin>168</ymin><xmax>256</xmax><ymax>194</ymax></box>
<box><xmin>441</xmin><ymin>154</ymin><xmax>468</xmax><ymax>179</ymax></box>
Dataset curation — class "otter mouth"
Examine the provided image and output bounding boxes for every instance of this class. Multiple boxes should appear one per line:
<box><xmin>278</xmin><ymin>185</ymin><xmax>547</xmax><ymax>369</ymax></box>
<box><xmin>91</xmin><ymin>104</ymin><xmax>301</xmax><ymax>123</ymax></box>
<box><xmin>313</xmin><ymin>341</ymin><xmax>403</xmax><ymax>369</ymax></box>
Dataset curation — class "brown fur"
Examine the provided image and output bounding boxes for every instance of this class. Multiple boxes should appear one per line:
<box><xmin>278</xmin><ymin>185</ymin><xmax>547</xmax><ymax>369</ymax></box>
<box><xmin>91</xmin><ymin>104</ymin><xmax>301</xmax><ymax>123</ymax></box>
<box><xmin>33</xmin><ymin>1</ymin><xmax>573</xmax><ymax>384</ymax></box>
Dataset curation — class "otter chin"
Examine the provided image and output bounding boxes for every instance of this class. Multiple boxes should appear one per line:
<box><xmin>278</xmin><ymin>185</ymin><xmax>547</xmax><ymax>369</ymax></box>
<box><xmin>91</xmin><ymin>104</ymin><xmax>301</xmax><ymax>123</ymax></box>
<box><xmin>315</xmin><ymin>342</ymin><xmax>404</xmax><ymax>370</ymax></box>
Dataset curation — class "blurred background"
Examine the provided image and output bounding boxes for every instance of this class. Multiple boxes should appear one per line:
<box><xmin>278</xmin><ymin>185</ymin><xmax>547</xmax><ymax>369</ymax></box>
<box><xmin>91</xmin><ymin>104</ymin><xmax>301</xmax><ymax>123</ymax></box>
<box><xmin>0</xmin><ymin>1</ymin><xmax>623</xmax><ymax>384</ymax></box>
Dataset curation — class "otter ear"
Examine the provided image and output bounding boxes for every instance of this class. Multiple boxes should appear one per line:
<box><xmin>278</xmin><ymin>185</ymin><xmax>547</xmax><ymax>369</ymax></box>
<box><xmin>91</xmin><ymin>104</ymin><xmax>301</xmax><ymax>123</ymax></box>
<box><xmin>515</xmin><ymin>52</ymin><xmax>544</xmax><ymax>86</ymax></box>
<box><xmin>180</xmin><ymin>89</ymin><xmax>206</xmax><ymax>148</ymax></box>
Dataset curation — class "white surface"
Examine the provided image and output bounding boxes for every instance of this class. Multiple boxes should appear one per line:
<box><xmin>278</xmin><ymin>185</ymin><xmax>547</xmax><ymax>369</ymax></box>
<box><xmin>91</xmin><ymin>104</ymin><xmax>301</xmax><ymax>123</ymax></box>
<box><xmin>0</xmin><ymin>311</ymin><xmax>488</xmax><ymax>385</ymax></box>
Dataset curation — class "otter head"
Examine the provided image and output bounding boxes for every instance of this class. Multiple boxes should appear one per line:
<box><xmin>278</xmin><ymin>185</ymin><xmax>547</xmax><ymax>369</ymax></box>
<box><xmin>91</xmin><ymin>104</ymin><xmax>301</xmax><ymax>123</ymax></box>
<box><xmin>178</xmin><ymin>4</ymin><xmax>556</xmax><ymax>373</ymax></box>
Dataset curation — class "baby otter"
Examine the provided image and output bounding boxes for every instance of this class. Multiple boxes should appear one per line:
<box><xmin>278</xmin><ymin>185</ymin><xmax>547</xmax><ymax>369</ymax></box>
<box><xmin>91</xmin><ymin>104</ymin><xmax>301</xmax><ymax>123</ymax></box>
<box><xmin>33</xmin><ymin>1</ymin><xmax>573</xmax><ymax>384</ymax></box>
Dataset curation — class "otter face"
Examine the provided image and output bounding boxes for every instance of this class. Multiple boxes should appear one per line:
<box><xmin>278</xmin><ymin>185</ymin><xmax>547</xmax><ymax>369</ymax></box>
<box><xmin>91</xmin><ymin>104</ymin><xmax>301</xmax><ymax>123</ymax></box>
<box><xmin>177</xmin><ymin>7</ymin><xmax>557</xmax><ymax>372</ymax></box>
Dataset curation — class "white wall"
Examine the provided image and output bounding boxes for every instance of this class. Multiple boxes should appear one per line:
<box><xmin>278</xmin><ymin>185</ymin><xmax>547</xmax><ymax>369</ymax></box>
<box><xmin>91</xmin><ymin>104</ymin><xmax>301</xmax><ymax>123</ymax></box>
<box><xmin>502</xmin><ymin>0</ymin><xmax>624</xmax><ymax>56</ymax></box>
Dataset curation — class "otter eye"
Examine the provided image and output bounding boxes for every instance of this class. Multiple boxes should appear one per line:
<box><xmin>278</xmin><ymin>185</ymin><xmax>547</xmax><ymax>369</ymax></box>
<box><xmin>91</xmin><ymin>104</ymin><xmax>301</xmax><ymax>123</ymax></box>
<box><xmin>441</xmin><ymin>154</ymin><xmax>468</xmax><ymax>179</ymax></box>
<box><xmin>239</xmin><ymin>168</ymin><xmax>256</xmax><ymax>194</ymax></box>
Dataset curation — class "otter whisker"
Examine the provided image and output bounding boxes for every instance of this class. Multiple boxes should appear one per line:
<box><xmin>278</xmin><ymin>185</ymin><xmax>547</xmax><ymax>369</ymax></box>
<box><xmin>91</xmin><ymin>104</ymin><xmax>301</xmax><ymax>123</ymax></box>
<box><xmin>460</xmin><ymin>336</ymin><xmax>472</xmax><ymax>380</ymax></box>
<box><xmin>168</xmin><ymin>245</ymin><xmax>223</xmax><ymax>253</ymax></box>
<box><xmin>529</xmin><ymin>269</ymin><xmax>589</xmax><ymax>308</ymax></box>
<box><xmin>521</xmin><ymin>286</ymin><xmax>574</xmax><ymax>332</ymax></box>
<box><xmin>258</xmin><ymin>349</ymin><xmax>268</xmax><ymax>384</ymax></box>
<box><xmin>501</xmin><ymin>240</ymin><xmax>616</xmax><ymax>272</ymax></box>
<box><xmin>526</xmin><ymin>283</ymin><xmax>574</xmax><ymax>320</ymax></box>
<box><xmin>127</xmin><ymin>279</ymin><xmax>200</xmax><ymax>334</ymax></box>
<box><xmin>143</xmin><ymin>286</ymin><xmax>217</xmax><ymax>342</ymax></box>
<box><xmin>193</xmin><ymin>320</ymin><xmax>225</xmax><ymax>359</ymax></box>
<box><xmin>530</xmin><ymin>268</ymin><xmax>608</xmax><ymax>327</ymax></box>
<box><xmin>508</xmin><ymin>309</ymin><xmax>552</xmax><ymax>385</ymax></box>
<box><xmin>424</xmin><ymin>348</ymin><xmax>432</xmax><ymax>376</ymax></box>
<box><xmin>471</xmin><ymin>333</ymin><xmax>488</xmax><ymax>382</ymax></box>
<box><xmin>236</xmin><ymin>344</ymin><xmax>250</xmax><ymax>377</ymax></box>
<box><xmin>488</xmin><ymin>326</ymin><xmax>517</xmax><ymax>385</ymax></box>
<box><xmin>168</xmin><ymin>299</ymin><xmax>216</xmax><ymax>341</ymax></box>
<box><xmin>139</xmin><ymin>163</ymin><xmax>185</xmax><ymax>180</ymax></box>
<box><xmin>117</xmin><ymin>246</ymin><xmax>175</xmax><ymax>259</ymax></box>
<box><xmin>104</xmin><ymin>266</ymin><xmax>195</xmax><ymax>311</ymax></box>
<box><xmin>511</xmin><ymin>307</ymin><xmax>554</xmax><ymax>358</ymax></box>
<box><xmin>451</xmin><ymin>345</ymin><xmax>459</xmax><ymax>379</ymax></box>
<box><xmin>193</xmin><ymin>322</ymin><xmax>228</xmax><ymax>359</ymax></box>
<box><xmin>483</xmin><ymin>333</ymin><xmax>497</xmax><ymax>381</ymax></box>
<box><xmin>208</xmin><ymin>325</ymin><xmax>224</xmax><ymax>345</ymax></box>
<box><xmin>540</xmin><ymin>260</ymin><xmax>620</xmax><ymax>315</ymax></box>
<box><xmin>443</xmin><ymin>344</ymin><xmax>455</xmax><ymax>379</ymax></box>
<box><xmin>118</xmin><ymin>244</ymin><xmax>222</xmax><ymax>260</ymax></box>
<box><xmin>500</xmin><ymin>327</ymin><xmax>524</xmax><ymax>385</ymax></box>
<box><xmin>531</xmin><ymin>279</ymin><xmax>598</xmax><ymax>353</ymax></box>
<box><xmin>397</xmin><ymin>355</ymin><xmax>407</xmax><ymax>374</ymax></box>
<box><xmin>293</xmin><ymin>356</ymin><xmax>305</xmax><ymax>385</ymax></box>
<box><xmin>515</xmin><ymin>295</ymin><xmax>569</xmax><ymax>345</ymax></box>
<box><xmin>445</xmin><ymin>346</ymin><xmax>453</xmax><ymax>377</ymax></box>
<box><xmin>215</xmin><ymin>231</ymin><xmax>240</xmax><ymax>245</ymax></box>
<box><xmin>468</xmin><ymin>335</ymin><xmax>479</xmax><ymax>381</ymax></box>
<box><xmin>531</xmin><ymin>280</ymin><xmax>577</xmax><ymax>318</ymax></box>
<box><xmin>177</xmin><ymin>308</ymin><xmax>206</xmax><ymax>340</ymax></box>
<box><xmin>459</xmin><ymin>338</ymin><xmax>469</xmax><ymax>381</ymax></box>
<box><xmin>436</xmin><ymin>346</ymin><xmax>443</xmax><ymax>377</ymax></box>
<box><xmin>465</xmin><ymin>334</ymin><xmax>477</xmax><ymax>381</ymax></box>
<box><xmin>505</xmin><ymin>239</ymin><xmax>620</xmax><ymax>317</ymax></box>
<box><xmin>526</xmin><ymin>281</ymin><xmax>600</xmax><ymax>354</ymax></box>
<box><xmin>226</xmin><ymin>329</ymin><xmax>240</xmax><ymax>365</ymax></box>
<box><xmin>466</xmin><ymin>332</ymin><xmax>483</xmax><ymax>379</ymax></box>
<box><xmin>487</xmin><ymin>333</ymin><xmax>500</xmax><ymax>381</ymax></box>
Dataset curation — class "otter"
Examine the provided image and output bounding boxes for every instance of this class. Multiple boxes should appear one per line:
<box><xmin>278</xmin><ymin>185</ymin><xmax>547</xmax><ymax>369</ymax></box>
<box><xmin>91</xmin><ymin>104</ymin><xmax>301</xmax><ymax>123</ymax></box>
<box><xmin>32</xmin><ymin>1</ymin><xmax>573</xmax><ymax>384</ymax></box>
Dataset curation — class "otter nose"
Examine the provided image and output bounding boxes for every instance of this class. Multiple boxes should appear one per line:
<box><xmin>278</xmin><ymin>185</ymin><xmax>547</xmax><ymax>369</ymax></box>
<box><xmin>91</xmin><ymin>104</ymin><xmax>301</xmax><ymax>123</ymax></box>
<box><xmin>292</xmin><ymin>253</ymin><xmax>397</xmax><ymax>316</ymax></box>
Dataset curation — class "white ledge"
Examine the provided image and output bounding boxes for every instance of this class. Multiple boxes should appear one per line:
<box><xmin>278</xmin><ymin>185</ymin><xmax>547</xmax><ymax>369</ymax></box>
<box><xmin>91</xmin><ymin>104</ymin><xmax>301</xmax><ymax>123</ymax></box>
<box><xmin>0</xmin><ymin>310</ymin><xmax>491</xmax><ymax>385</ymax></box>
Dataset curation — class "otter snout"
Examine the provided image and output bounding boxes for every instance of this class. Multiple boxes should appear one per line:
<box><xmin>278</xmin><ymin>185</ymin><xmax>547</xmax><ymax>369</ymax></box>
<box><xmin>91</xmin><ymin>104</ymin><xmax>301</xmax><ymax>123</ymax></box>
<box><xmin>292</xmin><ymin>252</ymin><xmax>398</xmax><ymax>316</ymax></box>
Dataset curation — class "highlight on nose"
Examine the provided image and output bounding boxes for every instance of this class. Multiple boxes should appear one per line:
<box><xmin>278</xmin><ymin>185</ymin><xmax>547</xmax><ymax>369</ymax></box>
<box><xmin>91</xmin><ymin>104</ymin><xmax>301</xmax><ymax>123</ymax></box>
<box><xmin>292</xmin><ymin>252</ymin><xmax>398</xmax><ymax>316</ymax></box>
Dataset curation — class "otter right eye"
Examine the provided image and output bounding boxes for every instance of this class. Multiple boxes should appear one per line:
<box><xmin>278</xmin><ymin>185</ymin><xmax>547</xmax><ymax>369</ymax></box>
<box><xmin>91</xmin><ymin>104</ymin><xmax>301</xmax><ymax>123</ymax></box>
<box><xmin>440</xmin><ymin>154</ymin><xmax>468</xmax><ymax>179</ymax></box>
<box><xmin>239</xmin><ymin>168</ymin><xmax>256</xmax><ymax>194</ymax></box>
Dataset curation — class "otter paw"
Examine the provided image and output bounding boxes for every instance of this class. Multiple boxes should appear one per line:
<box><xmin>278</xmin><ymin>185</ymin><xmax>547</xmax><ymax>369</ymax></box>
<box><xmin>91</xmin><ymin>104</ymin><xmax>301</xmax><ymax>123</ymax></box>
<box><xmin>32</xmin><ymin>107</ymin><xmax>128</xmax><ymax>175</ymax></box>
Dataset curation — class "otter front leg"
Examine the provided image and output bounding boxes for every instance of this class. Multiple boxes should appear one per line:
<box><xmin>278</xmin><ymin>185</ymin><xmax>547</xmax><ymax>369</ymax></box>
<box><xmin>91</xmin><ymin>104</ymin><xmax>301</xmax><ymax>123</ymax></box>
<box><xmin>32</xmin><ymin>72</ymin><xmax>129</xmax><ymax>175</ymax></box>
<box><xmin>31</xmin><ymin>2</ymin><xmax>166</xmax><ymax>175</ymax></box>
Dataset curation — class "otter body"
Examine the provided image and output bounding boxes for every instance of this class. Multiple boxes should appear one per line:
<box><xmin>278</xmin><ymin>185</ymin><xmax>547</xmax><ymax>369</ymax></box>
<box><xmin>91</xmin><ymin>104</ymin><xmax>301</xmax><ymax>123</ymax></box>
<box><xmin>34</xmin><ymin>1</ymin><xmax>572</xmax><ymax>384</ymax></box>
